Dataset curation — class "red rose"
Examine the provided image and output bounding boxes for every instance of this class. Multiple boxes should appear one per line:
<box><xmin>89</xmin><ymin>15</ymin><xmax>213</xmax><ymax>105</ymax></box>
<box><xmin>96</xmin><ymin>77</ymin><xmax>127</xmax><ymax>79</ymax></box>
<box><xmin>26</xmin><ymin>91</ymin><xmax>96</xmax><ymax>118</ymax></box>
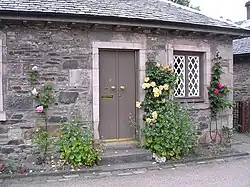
<box><xmin>20</xmin><ymin>170</ymin><xmax>25</xmax><ymax>174</ymax></box>
<box><xmin>214</xmin><ymin>89</ymin><xmax>219</xmax><ymax>95</ymax></box>
<box><xmin>217</xmin><ymin>83</ymin><xmax>223</xmax><ymax>89</ymax></box>
<box><xmin>1</xmin><ymin>164</ymin><xmax>4</xmax><ymax>169</ymax></box>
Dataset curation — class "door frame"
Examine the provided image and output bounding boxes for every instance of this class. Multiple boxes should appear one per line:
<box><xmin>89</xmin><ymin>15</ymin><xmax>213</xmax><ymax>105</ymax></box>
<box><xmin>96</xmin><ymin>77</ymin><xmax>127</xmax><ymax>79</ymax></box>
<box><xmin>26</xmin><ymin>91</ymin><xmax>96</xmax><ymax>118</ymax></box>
<box><xmin>92</xmin><ymin>41</ymin><xmax>146</xmax><ymax>142</ymax></box>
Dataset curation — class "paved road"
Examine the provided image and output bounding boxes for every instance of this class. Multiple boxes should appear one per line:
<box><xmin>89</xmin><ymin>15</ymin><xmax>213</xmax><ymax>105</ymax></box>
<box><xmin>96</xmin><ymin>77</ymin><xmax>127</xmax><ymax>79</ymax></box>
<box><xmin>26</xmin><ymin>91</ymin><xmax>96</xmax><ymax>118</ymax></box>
<box><xmin>6</xmin><ymin>158</ymin><xmax>250</xmax><ymax>187</ymax></box>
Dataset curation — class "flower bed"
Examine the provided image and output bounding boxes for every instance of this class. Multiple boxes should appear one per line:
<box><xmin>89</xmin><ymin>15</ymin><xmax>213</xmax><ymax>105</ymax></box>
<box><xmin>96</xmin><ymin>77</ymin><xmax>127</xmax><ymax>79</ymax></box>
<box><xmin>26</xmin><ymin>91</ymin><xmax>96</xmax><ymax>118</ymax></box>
<box><xmin>0</xmin><ymin>65</ymin><xmax>101</xmax><ymax>175</ymax></box>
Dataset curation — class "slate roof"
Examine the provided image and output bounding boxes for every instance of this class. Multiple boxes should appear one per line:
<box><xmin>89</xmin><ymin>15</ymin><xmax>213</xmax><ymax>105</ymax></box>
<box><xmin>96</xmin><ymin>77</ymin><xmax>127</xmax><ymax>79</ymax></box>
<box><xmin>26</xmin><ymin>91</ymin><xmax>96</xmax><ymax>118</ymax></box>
<box><xmin>0</xmin><ymin>0</ymin><xmax>245</xmax><ymax>31</ymax></box>
<box><xmin>233</xmin><ymin>37</ymin><xmax>250</xmax><ymax>55</ymax></box>
<box><xmin>233</xmin><ymin>20</ymin><xmax>250</xmax><ymax>55</ymax></box>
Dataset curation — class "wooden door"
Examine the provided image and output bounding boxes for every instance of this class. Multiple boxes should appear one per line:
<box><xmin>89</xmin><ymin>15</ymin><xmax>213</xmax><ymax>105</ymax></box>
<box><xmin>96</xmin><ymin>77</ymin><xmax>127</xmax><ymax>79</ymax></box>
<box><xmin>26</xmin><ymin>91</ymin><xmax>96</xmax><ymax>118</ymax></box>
<box><xmin>99</xmin><ymin>50</ymin><xmax>136</xmax><ymax>140</ymax></box>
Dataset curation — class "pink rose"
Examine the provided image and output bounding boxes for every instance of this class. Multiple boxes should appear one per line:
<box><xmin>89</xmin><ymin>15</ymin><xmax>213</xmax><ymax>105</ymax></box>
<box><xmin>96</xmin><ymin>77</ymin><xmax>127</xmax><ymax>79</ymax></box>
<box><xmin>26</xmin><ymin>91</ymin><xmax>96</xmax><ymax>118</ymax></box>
<box><xmin>217</xmin><ymin>83</ymin><xmax>223</xmax><ymax>89</ymax></box>
<box><xmin>20</xmin><ymin>170</ymin><xmax>25</xmax><ymax>174</ymax></box>
<box><xmin>36</xmin><ymin>105</ymin><xmax>44</xmax><ymax>113</ymax></box>
<box><xmin>214</xmin><ymin>89</ymin><xmax>219</xmax><ymax>95</ymax></box>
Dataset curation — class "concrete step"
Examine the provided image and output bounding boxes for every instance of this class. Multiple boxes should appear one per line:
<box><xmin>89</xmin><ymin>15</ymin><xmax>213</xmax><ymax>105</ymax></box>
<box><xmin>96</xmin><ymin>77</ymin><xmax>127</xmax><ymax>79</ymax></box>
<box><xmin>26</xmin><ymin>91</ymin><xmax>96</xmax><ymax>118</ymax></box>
<box><xmin>100</xmin><ymin>148</ymin><xmax>152</xmax><ymax>165</ymax></box>
<box><xmin>103</xmin><ymin>141</ymin><xmax>139</xmax><ymax>151</ymax></box>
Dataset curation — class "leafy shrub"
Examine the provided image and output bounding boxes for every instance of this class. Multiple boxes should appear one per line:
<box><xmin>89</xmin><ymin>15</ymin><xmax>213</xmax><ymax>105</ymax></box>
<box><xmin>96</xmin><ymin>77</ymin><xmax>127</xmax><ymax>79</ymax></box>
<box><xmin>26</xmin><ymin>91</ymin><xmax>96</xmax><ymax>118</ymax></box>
<box><xmin>140</xmin><ymin>61</ymin><xmax>196</xmax><ymax>160</ymax></box>
<box><xmin>207</xmin><ymin>53</ymin><xmax>232</xmax><ymax>117</ymax></box>
<box><xmin>32</xmin><ymin>128</ymin><xmax>51</xmax><ymax>153</ymax></box>
<box><xmin>57</xmin><ymin>120</ymin><xmax>100</xmax><ymax>167</ymax></box>
<box><xmin>143</xmin><ymin>101</ymin><xmax>196</xmax><ymax>160</ymax></box>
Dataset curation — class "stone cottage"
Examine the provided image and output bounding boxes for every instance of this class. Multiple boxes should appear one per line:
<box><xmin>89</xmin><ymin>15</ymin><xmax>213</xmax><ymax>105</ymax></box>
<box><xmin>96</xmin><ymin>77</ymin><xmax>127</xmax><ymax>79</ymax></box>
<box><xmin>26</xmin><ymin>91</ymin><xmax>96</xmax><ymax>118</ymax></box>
<box><xmin>233</xmin><ymin>1</ymin><xmax>250</xmax><ymax>101</ymax></box>
<box><xmin>0</xmin><ymin>0</ymin><xmax>248</xmax><ymax>154</ymax></box>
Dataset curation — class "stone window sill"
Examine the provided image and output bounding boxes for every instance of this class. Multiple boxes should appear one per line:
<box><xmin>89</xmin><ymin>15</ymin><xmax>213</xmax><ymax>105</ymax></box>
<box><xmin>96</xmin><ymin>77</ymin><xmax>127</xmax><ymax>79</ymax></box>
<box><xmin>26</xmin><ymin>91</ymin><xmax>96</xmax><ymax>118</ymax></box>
<box><xmin>0</xmin><ymin>111</ymin><xmax>6</xmax><ymax>121</ymax></box>
<box><xmin>180</xmin><ymin>102</ymin><xmax>210</xmax><ymax>110</ymax></box>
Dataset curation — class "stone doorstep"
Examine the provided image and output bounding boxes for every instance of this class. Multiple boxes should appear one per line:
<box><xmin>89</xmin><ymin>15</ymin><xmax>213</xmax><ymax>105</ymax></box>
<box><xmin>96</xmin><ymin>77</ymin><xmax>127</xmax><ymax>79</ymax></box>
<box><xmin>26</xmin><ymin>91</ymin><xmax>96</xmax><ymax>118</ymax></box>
<box><xmin>100</xmin><ymin>148</ymin><xmax>152</xmax><ymax>165</ymax></box>
<box><xmin>103</xmin><ymin>141</ymin><xmax>138</xmax><ymax>151</ymax></box>
<box><xmin>0</xmin><ymin>151</ymin><xmax>249</xmax><ymax>181</ymax></box>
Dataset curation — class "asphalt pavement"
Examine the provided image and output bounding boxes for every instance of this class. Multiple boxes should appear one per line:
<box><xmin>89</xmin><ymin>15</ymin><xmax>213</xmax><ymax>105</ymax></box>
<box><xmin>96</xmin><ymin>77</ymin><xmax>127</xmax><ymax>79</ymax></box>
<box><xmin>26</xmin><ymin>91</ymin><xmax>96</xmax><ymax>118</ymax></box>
<box><xmin>6</xmin><ymin>156</ymin><xmax>250</xmax><ymax>187</ymax></box>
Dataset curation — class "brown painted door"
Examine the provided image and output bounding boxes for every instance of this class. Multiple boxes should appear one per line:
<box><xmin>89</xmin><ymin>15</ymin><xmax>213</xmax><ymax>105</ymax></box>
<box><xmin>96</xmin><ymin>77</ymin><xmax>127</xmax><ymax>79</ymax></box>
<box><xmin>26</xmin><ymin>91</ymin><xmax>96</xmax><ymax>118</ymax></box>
<box><xmin>99</xmin><ymin>50</ymin><xmax>136</xmax><ymax>140</ymax></box>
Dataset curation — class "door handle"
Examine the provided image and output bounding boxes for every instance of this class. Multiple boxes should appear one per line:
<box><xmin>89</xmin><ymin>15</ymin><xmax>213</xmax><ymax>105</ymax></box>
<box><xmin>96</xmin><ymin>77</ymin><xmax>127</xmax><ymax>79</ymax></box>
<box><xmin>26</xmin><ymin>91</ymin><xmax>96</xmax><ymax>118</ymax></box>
<box><xmin>120</xmin><ymin>86</ymin><xmax>126</xmax><ymax>90</ymax></box>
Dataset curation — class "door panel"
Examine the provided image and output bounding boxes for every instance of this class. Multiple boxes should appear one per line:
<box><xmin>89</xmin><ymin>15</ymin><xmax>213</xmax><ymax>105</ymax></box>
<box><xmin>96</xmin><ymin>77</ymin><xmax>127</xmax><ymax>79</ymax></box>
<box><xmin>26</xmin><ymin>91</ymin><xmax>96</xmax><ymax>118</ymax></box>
<box><xmin>99</xmin><ymin>49</ymin><xmax>136</xmax><ymax>140</ymax></box>
<box><xmin>118</xmin><ymin>51</ymin><xmax>136</xmax><ymax>139</ymax></box>
<box><xmin>99</xmin><ymin>50</ymin><xmax>118</xmax><ymax>140</ymax></box>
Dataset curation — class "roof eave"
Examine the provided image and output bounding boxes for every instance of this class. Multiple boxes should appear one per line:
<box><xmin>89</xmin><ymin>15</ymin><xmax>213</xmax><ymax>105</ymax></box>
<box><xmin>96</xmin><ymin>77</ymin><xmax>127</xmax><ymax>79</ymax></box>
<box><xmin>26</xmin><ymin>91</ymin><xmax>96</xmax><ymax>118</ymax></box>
<box><xmin>0</xmin><ymin>10</ymin><xmax>249</xmax><ymax>38</ymax></box>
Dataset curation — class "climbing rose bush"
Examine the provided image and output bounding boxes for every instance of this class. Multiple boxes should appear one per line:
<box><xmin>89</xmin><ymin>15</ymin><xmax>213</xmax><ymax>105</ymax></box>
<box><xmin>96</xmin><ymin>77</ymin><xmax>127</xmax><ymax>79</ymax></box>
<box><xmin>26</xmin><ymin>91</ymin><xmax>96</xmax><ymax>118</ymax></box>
<box><xmin>28</xmin><ymin>65</ymin><xmax>55</xmax><ymax>161</ymax></box>
<box><xmin>139</xmin><ymin>61</ymin><xmax>196</xmax><ymax>160</ymax></box>
<box><xmin>207</xmin><ymin>53</ymin><xmax>232</xmax><ymax>117</ymax></box>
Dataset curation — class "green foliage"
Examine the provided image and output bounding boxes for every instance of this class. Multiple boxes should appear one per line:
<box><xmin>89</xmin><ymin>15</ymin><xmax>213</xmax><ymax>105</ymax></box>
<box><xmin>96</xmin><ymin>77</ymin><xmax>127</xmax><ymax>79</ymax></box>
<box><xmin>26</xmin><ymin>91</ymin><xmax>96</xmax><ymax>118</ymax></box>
<box><xmin>37</xmin><ymin>84</ymin><xmax>55</xmax><ymax>111</ymax></box>
<box><xmin>32</xmin><ymin>128</ymin><xmax>53</xmax><ymax>154</ymax></box>
<box><xmin>28</xmin><ymin>65</ymin><xmax>56</xmax><ymax>161</ymax></box>
<box><xmin>207</xmin><ymin>53</ymin><xmax>233</xmax><ymax>117</ymax></box>
<box><xmin>57</xmin><ymin>120</ymin><xmax>100</xmax><ymax>167</ymax></box>
<box><xmin>169</xmin><ymin>0</ymin><xmax>190</xmax><ymax>6</ymax></box>
<box><xmin>169</xmin><ymin>0</ymin><xmax>200</xmax><ymax>10</ymax></box>
<box><xmin>28</xmin><ymin>66</ymin><xmax>55</xmax><ymax>113</ymax></box>
<box><xmin>143</xmin><ymin>62</ymin><xmax>179</xmax><ymax>119</ymax></box>
<box><xmin>28</xmin><ymin>69</ymin><xmax>39</xmax><ymax>85</ymax></box>
<box><xmin>221</xmin><ymin>126</ymin><xmax>234</xmax><ymax>146</ymax></box>
<box><xmin>0</xmin><ymin>161</ymin><xmax>19</xmax><ymax>174</ymax></box>
<box><xmin>141</xmin><ymin>61</ymin><xmax>196</xmax><ymax>160</ymax></box>
<box><xmin>143</xmin><ymin>101</ymin><xmax>196</xmax><ymax>160</ymax></box>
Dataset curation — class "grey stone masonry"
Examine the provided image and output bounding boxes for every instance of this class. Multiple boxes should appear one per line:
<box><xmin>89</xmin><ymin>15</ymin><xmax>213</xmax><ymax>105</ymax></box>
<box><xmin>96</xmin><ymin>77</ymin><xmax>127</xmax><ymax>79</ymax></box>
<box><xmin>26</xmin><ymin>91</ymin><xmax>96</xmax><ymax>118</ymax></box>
<box><xmin>0</xmin><ymin>21</ymin><xmax>234</xmax><ymax>163</ymax></box>
<box><xmin>234</xmin><ymin>56</ymin><xmax>250</xmax><ymax>101</ymax></box>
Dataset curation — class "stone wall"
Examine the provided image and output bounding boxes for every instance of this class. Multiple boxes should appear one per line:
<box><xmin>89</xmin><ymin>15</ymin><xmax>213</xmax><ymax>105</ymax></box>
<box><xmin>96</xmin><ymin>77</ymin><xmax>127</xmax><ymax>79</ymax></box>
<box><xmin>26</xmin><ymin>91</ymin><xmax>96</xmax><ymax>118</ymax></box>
<box><xmin>0</xmin><ymin>21</ymin><xmax>234</xmax><ymax>162</ymax></box>
<box><xmin>233</xmin><ymin>55</ymin><xmax>250</xmax><ymax>101</ymax></box>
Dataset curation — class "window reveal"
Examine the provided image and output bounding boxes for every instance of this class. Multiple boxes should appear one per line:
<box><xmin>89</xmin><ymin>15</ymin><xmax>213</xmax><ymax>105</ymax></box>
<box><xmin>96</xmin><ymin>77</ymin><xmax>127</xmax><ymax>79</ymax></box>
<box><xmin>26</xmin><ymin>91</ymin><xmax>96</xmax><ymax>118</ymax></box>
<box><xmin>173</xmin><ymin>53</ymin><xmax>201</xmax><ymax>98</ymax></box>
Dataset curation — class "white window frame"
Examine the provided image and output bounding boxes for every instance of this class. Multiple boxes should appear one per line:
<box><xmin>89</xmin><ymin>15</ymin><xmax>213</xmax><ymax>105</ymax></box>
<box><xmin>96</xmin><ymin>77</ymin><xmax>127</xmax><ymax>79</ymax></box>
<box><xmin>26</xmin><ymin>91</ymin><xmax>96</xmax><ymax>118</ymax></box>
<box><xmin>173</xmin><ymin>53</ymin><xmax>202</xmax><ymax>99</ymax></box>
<box><xmin>166</xmin><ymin>44</ymin><xmax>211</xmax><ymax>106</ymax></box>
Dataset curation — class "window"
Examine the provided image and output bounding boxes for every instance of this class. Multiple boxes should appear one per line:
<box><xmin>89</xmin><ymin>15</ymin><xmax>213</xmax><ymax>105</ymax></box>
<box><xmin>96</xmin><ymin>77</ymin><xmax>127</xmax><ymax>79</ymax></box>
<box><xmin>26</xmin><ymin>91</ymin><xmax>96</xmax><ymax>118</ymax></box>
<box><xmin>173</xmin><ymin>52</ymin><xmax>203</xmax><ymax>100</ymax></box>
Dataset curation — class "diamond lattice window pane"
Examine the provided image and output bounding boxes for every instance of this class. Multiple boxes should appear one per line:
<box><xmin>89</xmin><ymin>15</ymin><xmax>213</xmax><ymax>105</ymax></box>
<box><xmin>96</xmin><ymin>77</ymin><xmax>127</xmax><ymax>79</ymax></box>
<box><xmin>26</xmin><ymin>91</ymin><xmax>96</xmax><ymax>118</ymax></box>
<box><xmin>173</xmin><ymin>55</ymin><xmax>185</xmax><ymax>97</ymax></box>
<box><xmin>187</xmin><ymin>56</ymin><xmax>200</xmax><ymax>97</ymax></box>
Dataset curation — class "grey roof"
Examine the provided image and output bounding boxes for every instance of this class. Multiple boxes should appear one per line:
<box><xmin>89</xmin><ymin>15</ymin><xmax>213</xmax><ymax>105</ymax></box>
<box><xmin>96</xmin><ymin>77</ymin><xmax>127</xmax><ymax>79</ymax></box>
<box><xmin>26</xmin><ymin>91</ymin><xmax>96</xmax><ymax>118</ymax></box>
<box><xmin>233</xmin><ymin>20</ymin><xmax>250</xmax><ymax>55</ymax></box>
<box><xmin>0</xmin><ymin>0</ymin><xmax>245</xmax><ymax>31</ymax></box>
<box><xmin>233</xmin><ymin>37</ymin><xmax>250</xmax><ymax>55</ymax></box>
<box><xmin>235</xmin><ymin>21</ymin><xmax>245</xmax><ymax>25</ymax></box>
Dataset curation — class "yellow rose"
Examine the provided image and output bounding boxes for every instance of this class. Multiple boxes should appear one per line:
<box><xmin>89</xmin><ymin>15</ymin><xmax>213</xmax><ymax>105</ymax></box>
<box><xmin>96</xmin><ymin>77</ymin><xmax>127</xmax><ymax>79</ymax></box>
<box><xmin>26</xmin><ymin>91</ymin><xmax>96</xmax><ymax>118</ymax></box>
<box><xmin>152</xmin><ymin>111</ymin><xmax>158</xmax><ymax>120</ymax></box>
<box><xmin>136</xmin><ymin>101</ymin><xmax>141</xmax><ymax>109</ymax></box>
<box><xmin>153</xmin><ymin>87</ymin><xmax>159</xmax><ymax>93</ymax></box>
<box><xmin>146</xmin><ymin>118</ymin><xmax>152</xmax><ymax>124</ymax></box>
<box><xmin>163</xmin><ymin>65</ymin><xmax>170</xmax><ymax>70</ymax></box>
<box><xmin>154</xmin><ymin>92</ymin><xmax>160</xmax><ymax>97</ymax></box>
<box><xmin>155</xmin><ymin>62</ymin><xmax>161</xmax><ymax>67</ymax></box>
<box><xmin>142</xmin><ymin>83</ymin><xmax>147</xmax><ymax>89</ymax></box>
<box><xmin>163</xmin><ymin>84</ymin><xmax>169</xmax><ymax>90</ymax></box>
<box><xmin>159</xmin><ymin>85</ymin><xmax>164</xmax><ymax>91</ymax></box>
<box><xmin>150</xmin><ymin>82</ymin><xmax>156</xmax><ymax>87</ymax></box>
<box><xmin>153</xmin><ymin>87</ymin><xmax>161</xmax><ymax>97</ymax></box>
<box><xmin>142</xmin><ymin>83</ymin><xmax>151</xmax><ymax>89</ymax></box>
<box><xmin>144</xmin><ymin>77</ymin><xmax>150</xmax><ymax>83</ymax></box>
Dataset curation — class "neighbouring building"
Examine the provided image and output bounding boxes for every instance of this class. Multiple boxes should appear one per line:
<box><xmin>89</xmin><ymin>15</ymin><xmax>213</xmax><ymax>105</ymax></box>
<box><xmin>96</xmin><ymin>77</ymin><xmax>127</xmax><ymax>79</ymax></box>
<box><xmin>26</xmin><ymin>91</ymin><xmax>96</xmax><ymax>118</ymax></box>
<box><xmin>0</xmin><ymin>0</ymin><xmax>248</xmax><ymax>161</ymax></box>
<box><xmin>233</xmin><ymin>1</ymin><xmax>250</xmax><ymax>101</ymax></box>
